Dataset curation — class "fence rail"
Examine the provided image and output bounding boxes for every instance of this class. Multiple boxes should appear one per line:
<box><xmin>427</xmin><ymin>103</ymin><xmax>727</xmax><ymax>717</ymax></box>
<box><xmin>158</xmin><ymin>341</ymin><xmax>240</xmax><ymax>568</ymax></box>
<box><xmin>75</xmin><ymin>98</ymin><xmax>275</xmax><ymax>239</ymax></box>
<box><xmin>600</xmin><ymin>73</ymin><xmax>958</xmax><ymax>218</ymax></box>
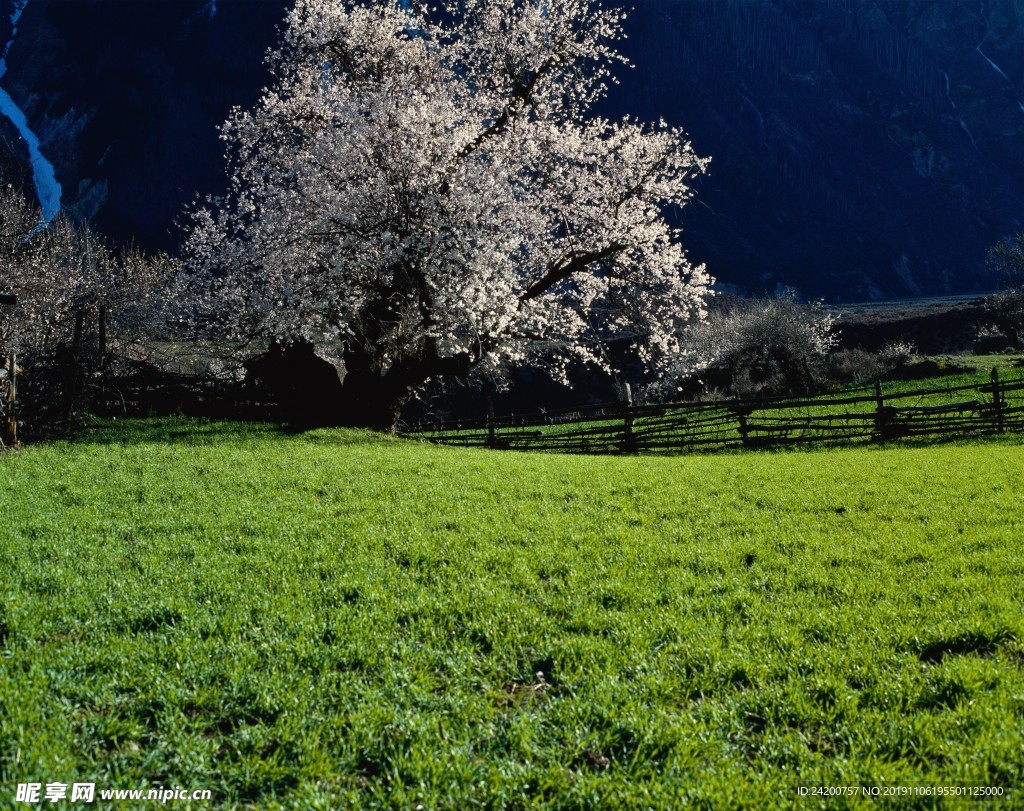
<box><xmin>405</xmin><ymin>370</ymin><xmax>1024</xmax><ymax>454</ymax></box>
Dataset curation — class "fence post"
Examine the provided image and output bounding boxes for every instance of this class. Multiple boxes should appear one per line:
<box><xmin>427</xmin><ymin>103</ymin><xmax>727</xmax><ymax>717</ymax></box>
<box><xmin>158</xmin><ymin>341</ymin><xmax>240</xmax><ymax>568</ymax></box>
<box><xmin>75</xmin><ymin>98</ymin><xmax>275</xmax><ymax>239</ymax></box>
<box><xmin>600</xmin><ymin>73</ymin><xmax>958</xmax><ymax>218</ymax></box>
<box><xmin>736</xmin><ymin>395</ymin><xmax>750</xmax><ymax>448</ymax></box>
<box><xmin>3</xmin><ymin>350</ymin><xmax>15</xmax><ymax>447</ymax></box>
<box><xmin>873</xmin><ymin>380</ymin><xmax>892</xmax><ymax>440</ymax></box>
<box><xmin>63</xmin><ymin>309</ymin><xmax>85</xmax><ymax>427</ymax></box>
<box><xmin>621</xmin><ymin>382</ymin><xmax>636</xmax><ymax>452</ymax></box>
<box><xmin>98</xmin><ymin>304</ymin><xmax>107</xmax><ymax>358</ymax></box>
<box><xmin>991</xmin><ymin>367</ymin><xmax>1004</xmax><ymax>432</ymax></box>
<box><xmin>486</xmin><ymin>396</ymin><xmax>495</xmax><ymax>447</ymax></box>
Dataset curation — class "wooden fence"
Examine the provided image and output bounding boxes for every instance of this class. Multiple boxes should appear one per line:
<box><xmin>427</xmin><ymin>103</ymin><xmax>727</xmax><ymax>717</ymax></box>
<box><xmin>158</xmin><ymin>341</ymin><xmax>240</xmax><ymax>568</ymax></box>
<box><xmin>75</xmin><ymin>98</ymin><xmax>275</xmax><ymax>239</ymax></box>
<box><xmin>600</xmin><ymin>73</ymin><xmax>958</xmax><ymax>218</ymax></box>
<box><xmin>405</xmin><ymin>370</ymin><xmax>1024</xmax><ymax>454</ymax></box>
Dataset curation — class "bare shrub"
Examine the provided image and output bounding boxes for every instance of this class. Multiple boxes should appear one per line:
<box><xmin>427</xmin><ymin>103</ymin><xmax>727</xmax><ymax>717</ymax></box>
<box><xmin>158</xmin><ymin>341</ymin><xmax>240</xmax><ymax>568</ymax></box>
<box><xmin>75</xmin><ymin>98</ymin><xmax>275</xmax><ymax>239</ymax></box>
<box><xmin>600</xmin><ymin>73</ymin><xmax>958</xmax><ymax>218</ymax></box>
<box><xmin>825</xmin><ymin>348</ymin><xmax>885</xmax><ymax>385</ymax></box>
<box><xmin>983</xmin><ymin>233</ymin><xmax>1024</xmax><ymax>350</ymax></box>
<box><xmin>877</xmin><ymin>340</ymin><xmax>917</xmax><ymax>368</ymax></box>
<box><xmin>683</xmin><ymin>295</ymin><xmax>837</xmax><ymax>397</ymax></box>
<box><xmin>0</xmin><ymin>186</ymin><xmax>177</xmax><ymax>439</ymax></box>
<box><xmin>825</xmin><ymin>341</ymin><xmax>918</xmax><ymax>386</ymax></box>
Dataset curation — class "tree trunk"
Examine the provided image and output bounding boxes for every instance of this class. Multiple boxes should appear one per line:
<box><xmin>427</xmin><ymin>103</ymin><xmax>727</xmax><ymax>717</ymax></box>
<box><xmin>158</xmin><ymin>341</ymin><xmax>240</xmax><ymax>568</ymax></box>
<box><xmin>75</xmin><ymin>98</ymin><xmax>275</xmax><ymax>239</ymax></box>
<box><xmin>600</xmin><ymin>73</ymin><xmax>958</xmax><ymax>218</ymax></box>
<box><xmin>336</xmin><ymin>344</ymin><xmax>470</xmax><ymax>433</ymax></box>
<box><xmin>1005</xmin><ymin>326</ymin><xmax>1022</xmax><ymax>351</ymax></box>
<box><xmin>335</xmin><ymin>369</ymin><xmax>414</xmax><ymax>433</ymax></box>
<box><xmin>250</xmin><ymin>341</ymin><xmax>468</xmax><ymax>433</ymax></box>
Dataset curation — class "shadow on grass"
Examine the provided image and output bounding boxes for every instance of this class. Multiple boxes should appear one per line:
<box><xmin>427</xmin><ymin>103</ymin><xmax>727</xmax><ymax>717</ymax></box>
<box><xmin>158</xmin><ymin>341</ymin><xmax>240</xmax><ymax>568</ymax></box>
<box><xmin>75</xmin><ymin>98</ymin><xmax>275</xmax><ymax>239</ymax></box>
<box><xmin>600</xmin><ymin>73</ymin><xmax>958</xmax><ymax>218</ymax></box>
<box><xmin>72</xmin><ymin>417</ymin><xmax>390</xmax><ymax>448</ymax></box>
<box><xmin>61</xmin><ymin>415</ymin><xmax>1024</xmax><ymax>456</ymax></box>
<box><xmin>909</xmin><ymin>629</ymin><xmax>1016</xmax><ymax>664</ymax></box>
<box><xmin>461</xmin><ymin>428</ymin><xmax>1024</xmax><ymax>459</ymax></box>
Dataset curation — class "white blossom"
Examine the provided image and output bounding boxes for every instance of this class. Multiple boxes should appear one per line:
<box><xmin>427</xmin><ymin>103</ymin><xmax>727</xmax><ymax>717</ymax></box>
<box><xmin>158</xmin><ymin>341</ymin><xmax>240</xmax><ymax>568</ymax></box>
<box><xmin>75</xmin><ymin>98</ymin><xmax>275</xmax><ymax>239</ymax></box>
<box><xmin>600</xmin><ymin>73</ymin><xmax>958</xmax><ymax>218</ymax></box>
<box><xmin>186</xmin><ymin>0</ymin><xmax>712</xmax><ymax>426</ymax></box>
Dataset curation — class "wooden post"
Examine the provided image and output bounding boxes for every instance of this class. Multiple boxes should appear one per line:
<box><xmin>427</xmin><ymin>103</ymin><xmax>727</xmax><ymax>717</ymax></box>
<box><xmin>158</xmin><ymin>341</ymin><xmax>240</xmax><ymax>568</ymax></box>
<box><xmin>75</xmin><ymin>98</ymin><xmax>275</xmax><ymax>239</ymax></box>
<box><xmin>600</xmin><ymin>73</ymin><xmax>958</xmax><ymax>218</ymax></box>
<box><xmin>72</xmin><ymin>310</ymin><xmax>84</xmax><ymax>358</ymax></box>
<box><xmin>991</xmin><ymin>367</ymin><xmax>1004</xmax><ymax>432</ymax></box>
<box><xmin>873</xmin><ymin>380</ymin><xmax>891</xmax><ymax>440</ymax></box>
<box><xmin>98</xmin><ymin>304</ymin><xmax>107</xmax><ymax>358</ymax></box>
<box><xmin>486</xmin><ymin>396</ymin><xmax>495</xmax><ymax>447</ymax></box>
<box><xmin>622</xmin><ymin>382</ymin><xmax>636</xmax><ymax>452</ymax></box>
<box><xmin>736</xmin><ymin>395</ymin><xmax>750</xmax><ymax>448</ymax></box>
<box><xmin>3</xmin><ymin>351</ymin><xmax>15</xmax><ymax>447</ymax></box>
<box><xmin>63</xmin><ymin>309</ymin><xmax>85</xmax><ymax>427</ymax></box>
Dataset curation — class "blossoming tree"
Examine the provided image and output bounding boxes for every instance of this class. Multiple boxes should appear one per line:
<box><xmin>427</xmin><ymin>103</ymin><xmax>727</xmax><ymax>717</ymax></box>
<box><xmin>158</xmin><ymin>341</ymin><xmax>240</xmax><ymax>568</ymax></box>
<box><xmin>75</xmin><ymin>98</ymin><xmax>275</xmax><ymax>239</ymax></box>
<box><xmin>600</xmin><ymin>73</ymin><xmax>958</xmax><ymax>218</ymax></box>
<box><xmin>188</xmin><ymin>0</ymin><xmax>712</xmax><ymax>430</ymax></box>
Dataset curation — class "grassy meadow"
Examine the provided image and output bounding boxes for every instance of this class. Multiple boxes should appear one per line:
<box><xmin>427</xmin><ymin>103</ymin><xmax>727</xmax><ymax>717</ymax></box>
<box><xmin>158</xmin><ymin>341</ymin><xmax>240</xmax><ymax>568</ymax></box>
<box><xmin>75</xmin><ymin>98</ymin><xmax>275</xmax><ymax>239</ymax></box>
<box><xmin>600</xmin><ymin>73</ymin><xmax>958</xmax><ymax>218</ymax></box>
<box><xmin>1</xmin><ymin>419</ymin><xmax>1023</xmax><ymax>808</ymax></box>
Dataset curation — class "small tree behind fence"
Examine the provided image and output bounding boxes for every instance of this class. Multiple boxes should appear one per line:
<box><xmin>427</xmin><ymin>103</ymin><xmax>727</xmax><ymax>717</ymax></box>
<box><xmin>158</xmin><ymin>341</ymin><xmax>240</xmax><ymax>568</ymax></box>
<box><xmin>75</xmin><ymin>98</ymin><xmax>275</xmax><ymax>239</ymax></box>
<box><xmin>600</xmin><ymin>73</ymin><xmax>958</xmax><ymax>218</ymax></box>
<box><xmin>407</xmin><ymin>370</ymin><xmax>1024</xmax><ymax>454</ymax></box>
<box><xmin>0</xmin><ymin>182</ymin><xmax>190</xmax><ymax>439</ymax></box>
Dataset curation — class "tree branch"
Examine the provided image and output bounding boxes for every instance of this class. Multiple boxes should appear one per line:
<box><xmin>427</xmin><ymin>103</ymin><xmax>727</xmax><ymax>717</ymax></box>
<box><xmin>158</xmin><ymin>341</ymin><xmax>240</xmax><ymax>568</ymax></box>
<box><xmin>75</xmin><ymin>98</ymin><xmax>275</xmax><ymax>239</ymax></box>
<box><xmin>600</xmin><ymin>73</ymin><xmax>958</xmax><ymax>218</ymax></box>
<box><xmin>455</xmin><ymin>52</ymin><xmax>562</xmax><ymax>162</ymax></box>
<box><xmin>521</xmin><ymin>242</ymin><xmax>625</xmax><ymax>301</ymax></box>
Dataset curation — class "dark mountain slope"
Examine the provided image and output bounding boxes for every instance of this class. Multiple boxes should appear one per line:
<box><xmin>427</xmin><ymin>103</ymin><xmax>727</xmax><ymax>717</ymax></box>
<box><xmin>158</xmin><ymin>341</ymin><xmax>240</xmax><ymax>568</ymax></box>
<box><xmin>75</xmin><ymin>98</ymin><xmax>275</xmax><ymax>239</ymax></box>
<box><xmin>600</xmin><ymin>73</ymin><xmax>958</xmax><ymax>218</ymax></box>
<box><xmin>605</xmin><ymin>0</ymin><xmax>1024</xmax><ymax>299</ymax></box>
<box><xmin>2</xmin><ymin>0</ymin><xmax>1023</xmax><ymax>299</ymax></box>
<box><xmin>0</xmin><ymin>0</ymin><xmax>282</xmax><ymax>246</ymax></box>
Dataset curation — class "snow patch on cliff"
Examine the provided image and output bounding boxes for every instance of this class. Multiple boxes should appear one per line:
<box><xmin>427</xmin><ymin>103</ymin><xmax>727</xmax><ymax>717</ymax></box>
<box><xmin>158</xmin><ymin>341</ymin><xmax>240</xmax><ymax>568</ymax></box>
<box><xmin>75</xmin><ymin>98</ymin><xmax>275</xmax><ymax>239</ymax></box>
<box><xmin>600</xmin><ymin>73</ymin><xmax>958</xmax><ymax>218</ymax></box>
<box><xmin>940</xmin><ymin>69</ymin><xmax>957</xmax><ymax>111</ymax></box>
<box><xmin>0</xmin><ymin>0</ymin><xmax>62</xmax><ymax>220</ymax></box>
<box><xmin>958</xmin><ymin>117</ymin><xmax>978</xmax><ymax>149</ymax></box>
<box><xmin>187</xmin><ymin>1</ymin><xmax>217</xmax><ymax>26</ymax></box>
<box><xmin>8</xmin><ymin>0</ymin><xmax>26</xmax><ymax>29</ymax></box>
<box><xmin>741</xmin><ymin>94</ymin><xmax>768</xmax><ymax>148</ymax></box>
<box><xmin>976</xmin><ymin>45</ymin><xmax>1010</xmax><ymax>81</ymax></box>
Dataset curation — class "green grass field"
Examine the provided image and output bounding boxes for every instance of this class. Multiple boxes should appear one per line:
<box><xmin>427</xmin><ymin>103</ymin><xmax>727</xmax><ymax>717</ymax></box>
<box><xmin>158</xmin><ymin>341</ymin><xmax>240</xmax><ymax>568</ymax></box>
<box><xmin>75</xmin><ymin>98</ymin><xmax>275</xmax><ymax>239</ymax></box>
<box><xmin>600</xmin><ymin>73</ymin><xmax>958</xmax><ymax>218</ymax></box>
<box><xmin>1</xmin><ymin>420</ymin><xmax>1023</xmax><ymax>808</ymax></box>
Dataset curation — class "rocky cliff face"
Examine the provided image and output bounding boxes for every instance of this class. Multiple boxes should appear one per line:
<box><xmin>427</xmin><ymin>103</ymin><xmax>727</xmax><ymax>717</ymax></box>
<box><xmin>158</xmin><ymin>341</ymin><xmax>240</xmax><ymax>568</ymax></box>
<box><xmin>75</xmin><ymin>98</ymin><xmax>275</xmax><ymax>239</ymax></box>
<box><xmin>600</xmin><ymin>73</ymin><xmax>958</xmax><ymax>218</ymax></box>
<box><xmin>2</xmin><ymin>0</ymin><xmax>1023</xmax><ymax>300</ymax></box>
<box><xmin>605</xmin><ymin>0</ymin><xmax>1024</xmax><ymax>299</ymax></box>
<box><xmin>0</xmin><ymin>0</ymin><xmax>283</xmax><ymax>245</ymax></box>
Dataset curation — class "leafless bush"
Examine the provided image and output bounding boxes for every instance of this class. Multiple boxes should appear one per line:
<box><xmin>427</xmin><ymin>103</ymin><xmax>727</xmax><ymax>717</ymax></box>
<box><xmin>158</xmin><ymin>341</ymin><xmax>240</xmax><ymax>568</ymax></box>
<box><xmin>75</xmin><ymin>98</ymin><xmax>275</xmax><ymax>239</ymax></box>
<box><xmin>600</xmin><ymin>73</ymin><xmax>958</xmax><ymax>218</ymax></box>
<box><xmin>825</xmin><ymin>341</ymin><xmax>918</xmax><ymax>385</ymax></box>
<box><xmin>983</xmin><ymin>233</ymin><xmax>1024</xmax><ymax>350</ymax></box>
<box><xmin>825</xmin><ymin>348</ymin><xmax>885</xmax><ymax>384</ymax></box>
<box><xmin>682</xmin><ymin>295</ymin><xmax>838</xmax><ymax>397</ymax></box>
<box><xmin>0</xmin><ymin>188</ymin><xmax>83</xmax><ymax>357</ymax></box>
<box><xmin>0</xmin><ymin>186</ymin><xmax>178</xmax><ymax>438</ymax></box>
<box><xmin>877</xmin><ymin>340</ymin><xmax>917</xmax><ymax>367</ymax></box>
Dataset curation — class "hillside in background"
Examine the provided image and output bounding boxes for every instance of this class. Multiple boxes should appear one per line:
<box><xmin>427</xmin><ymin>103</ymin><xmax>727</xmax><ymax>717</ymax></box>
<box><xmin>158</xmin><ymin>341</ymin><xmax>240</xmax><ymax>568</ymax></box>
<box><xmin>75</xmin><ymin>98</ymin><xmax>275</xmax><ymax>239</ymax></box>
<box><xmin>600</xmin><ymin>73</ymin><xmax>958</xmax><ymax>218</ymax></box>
<box><xmin>608</xmin><ymin>0</ymin><xmax>1024</xmax><ymax>299</ymax></box>
<box><xmin>1</xmin><ymin>0</ymin><xmax>1023</xmax><ymax>300</ymax></box>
